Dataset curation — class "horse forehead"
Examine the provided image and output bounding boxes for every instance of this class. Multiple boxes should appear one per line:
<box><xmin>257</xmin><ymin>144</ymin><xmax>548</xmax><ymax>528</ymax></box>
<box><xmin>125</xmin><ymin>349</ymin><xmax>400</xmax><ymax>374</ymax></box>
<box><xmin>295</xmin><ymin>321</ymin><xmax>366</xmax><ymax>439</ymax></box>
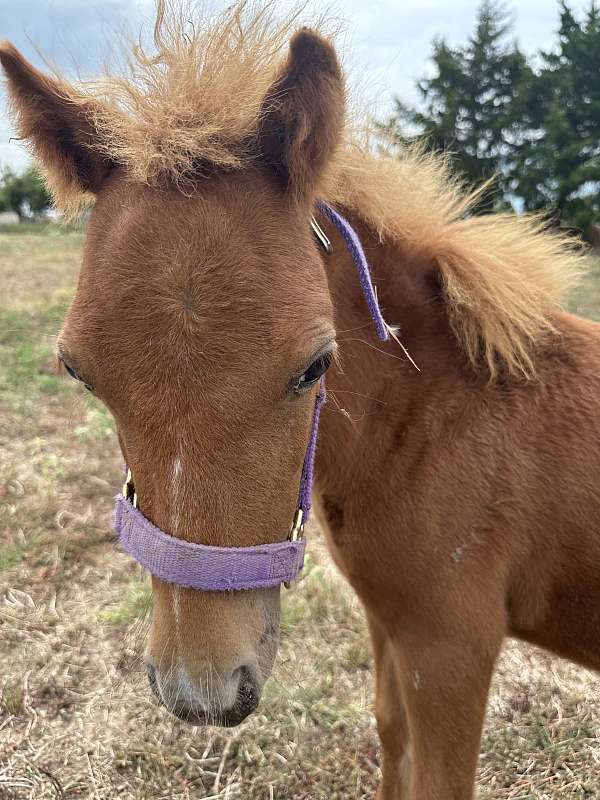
<box><xmin>96</xmin><ymin>169</ymin><xmax>299</xmax><ymax>256</ymax></box>
<box><xmin>88</xmin><ymin>181</ymin><xmax>314</xmax><ymax>304</ymax></box>
<box><xmin>73</xmin><ymin>178</ymin><xmax>330</xmax><ymax>363</ymax></box>
<box><xmin>106</xmin><ymin>253</ymin><xmax>308</xmax><ymax>343</ymax></box>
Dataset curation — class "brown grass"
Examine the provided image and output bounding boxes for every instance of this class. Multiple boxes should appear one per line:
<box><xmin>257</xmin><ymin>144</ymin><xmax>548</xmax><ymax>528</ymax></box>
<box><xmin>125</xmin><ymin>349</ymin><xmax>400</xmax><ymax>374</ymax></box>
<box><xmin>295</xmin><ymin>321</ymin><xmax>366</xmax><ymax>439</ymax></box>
<box><xmin>1</xmin><ymin>225</ymin><xmax>600</xmax><ymax>799</ymax></box>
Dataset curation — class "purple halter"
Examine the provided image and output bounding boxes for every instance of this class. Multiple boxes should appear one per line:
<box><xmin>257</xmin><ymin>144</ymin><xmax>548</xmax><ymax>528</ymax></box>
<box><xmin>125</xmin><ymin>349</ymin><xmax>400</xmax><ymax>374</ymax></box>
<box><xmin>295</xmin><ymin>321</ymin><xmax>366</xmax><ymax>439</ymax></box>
<box><xmin>113</xmin><ymin>201</ymin><xmax>390</xmax><ymax>591</ymax></box>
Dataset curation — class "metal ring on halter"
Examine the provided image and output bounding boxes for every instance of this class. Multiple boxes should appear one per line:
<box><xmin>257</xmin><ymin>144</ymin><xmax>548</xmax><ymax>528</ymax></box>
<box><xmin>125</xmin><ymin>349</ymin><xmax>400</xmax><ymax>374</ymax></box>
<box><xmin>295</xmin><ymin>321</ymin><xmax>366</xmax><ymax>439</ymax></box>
<box><xmin>289</xmin><ymin>508</ymin><xmax>304</xmax><ymax>543</ymax></box>
<box><xmin>285</xmin><ymin>510</ymin><xmax>304</xmax><ymax>588</ymax></box>
<box><xmin>122</xmin><ymin>468</ymin><xmax>138</xmax><ymax>509</ymax></box>
<box><xmin>310</xmin><ymin>215</ymin><xmax>332</xmax><ymax>254</ymax></box>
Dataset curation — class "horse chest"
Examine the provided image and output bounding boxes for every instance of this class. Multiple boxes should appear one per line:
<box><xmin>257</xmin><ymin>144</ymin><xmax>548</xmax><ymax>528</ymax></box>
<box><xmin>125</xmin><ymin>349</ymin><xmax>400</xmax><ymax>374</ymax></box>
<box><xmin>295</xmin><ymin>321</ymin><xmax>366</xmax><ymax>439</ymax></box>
<box><xmin>314</xmin><ymin>493</ymin><xmax>373</xmax><ymax>581</ymax></box>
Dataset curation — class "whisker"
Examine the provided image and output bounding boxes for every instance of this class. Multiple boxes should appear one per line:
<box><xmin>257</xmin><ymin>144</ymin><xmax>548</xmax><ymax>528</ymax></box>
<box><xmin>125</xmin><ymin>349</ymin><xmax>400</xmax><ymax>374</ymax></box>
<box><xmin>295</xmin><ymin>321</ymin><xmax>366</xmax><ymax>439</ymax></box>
<box><xmin>329</xmin><ymin>389</ymin><xmax>387</xmax><ymax>405</ymax></box>
<box><xmin>337</xmin><ymin>336</ymin><xmax>407</xmax><ymax>361</ymax></box>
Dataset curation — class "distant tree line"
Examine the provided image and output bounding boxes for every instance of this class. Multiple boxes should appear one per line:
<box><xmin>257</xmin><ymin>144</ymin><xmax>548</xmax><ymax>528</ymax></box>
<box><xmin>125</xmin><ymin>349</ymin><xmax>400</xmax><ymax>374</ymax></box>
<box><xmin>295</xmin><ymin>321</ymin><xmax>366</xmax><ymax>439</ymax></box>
<box><xmin>0</xmin><ymin>166</ymin><xmax>51</xmax><ymax>220</ymax></box>
<box><xmin>382</xmin><ymin>0</ymin><xmax>600</xmax><ymax>233</ymax></box>
<box><xmin>3</xmin><ymin>2</ymin><xmax>599</xmax><ymax>231</ymax></box>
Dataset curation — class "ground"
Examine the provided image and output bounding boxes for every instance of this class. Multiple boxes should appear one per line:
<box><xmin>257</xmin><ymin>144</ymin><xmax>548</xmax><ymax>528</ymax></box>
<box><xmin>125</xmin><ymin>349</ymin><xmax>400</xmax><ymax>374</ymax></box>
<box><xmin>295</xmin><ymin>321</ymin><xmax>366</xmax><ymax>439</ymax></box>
<box><xmin>1</xmin><ymin>223</ymin><xmax>599</xmax><ymax>800</ymax></box>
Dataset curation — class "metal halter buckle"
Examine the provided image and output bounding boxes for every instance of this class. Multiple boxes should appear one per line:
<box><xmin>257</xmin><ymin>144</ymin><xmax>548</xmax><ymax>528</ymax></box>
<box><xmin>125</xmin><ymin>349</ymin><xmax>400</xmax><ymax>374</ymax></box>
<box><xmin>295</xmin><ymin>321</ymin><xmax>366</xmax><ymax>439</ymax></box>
<box><xmin>122</xmin><ymin>468</ymin><xmax>138</xmax><ymax>509</ymax></box>
<box><xmin>284</xmin><ymin>509</ymin><xmax>305</xmax><ymax>589</ymax></box>
<box><xmin>289</xmin><ymin>508</ymin><xmax>304</xmax><ymax>543</ymax></box>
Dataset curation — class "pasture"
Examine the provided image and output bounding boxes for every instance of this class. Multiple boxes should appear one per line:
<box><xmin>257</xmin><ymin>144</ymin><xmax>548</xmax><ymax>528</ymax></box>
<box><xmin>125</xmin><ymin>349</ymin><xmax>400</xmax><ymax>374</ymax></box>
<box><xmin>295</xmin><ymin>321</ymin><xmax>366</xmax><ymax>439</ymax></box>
<box><xmin>1</xmin><ymin>222</ymin><xmax>600</xmax><ymax>799</ymax></box>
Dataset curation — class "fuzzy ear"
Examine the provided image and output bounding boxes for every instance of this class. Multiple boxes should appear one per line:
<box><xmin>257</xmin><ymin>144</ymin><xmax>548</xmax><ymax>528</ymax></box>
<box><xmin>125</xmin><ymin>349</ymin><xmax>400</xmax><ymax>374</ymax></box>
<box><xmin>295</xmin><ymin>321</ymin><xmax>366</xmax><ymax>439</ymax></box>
<box><xmin>257</xmin><ymin>29</ymin><xmax>344</xmax><ymax>200</ymax></box>
<box><xmin>0</xmin><ymin>42</ymin><xmax>113</xmax><ymax>208</ymax></box>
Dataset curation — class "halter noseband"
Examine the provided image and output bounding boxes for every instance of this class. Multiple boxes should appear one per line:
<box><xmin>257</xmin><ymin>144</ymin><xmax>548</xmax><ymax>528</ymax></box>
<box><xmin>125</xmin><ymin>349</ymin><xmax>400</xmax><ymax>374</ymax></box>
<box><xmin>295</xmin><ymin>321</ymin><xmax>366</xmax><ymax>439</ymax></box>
<box><xmin>113</xmin><ymin>201</ymin><xmax>390</xmax><ymax>591</ymax></box>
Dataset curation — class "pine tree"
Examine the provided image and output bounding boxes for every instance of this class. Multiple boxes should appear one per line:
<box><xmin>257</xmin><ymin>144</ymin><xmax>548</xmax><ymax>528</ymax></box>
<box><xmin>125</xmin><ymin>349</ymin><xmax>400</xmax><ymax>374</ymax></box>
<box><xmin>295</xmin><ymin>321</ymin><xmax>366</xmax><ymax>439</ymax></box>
<box><xmin>382</xmin><ymin>1</ymin><xmax>530</xmax><ymax>211</ymax></box>
<box><xmin>514</xmin><ymin>1</ymin><xmax>600</xmax><ymax>229</ymax></box>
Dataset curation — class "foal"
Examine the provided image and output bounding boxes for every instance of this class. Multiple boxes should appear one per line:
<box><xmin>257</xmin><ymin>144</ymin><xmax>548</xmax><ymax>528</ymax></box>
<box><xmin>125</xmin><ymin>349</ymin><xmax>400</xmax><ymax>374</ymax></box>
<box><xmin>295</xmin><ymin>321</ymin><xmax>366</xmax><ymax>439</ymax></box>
<box><xmin>2</xmin><ymin>4</ymin><xmax>597</xmax><ymax>798</ymax></box>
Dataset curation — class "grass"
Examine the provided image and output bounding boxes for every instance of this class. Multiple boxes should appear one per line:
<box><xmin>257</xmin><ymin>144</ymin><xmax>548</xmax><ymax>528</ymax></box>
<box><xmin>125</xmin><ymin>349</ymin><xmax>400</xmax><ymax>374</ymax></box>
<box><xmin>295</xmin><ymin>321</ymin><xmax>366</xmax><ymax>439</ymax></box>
<box><xmin>0</xmin><ymin>304</ymin><xmax>69</xmax><ymax>410</ymax></box>
<box><xmin>0</xmin><ymin>542</ymin><xmax>25</xmax><ymax>572</ymax></box>
<box><xmin>102</xmin><ymin>582</ymin><xmax>154</xmax><ymax>625</ymax></box>
<box><xmin>0</xmin><ymin>222</ymin><xmax>599</xmax><ymax>799</ymax></box>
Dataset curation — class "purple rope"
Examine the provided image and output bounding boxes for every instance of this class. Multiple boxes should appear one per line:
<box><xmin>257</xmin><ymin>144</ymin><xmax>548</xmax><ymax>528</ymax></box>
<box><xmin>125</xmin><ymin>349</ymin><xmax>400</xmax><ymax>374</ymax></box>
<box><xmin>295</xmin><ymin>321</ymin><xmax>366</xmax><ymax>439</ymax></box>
<box><xmin>317</xmin><ymin>201</ymin><xmax>389</xmax><ymax>342</ymax></box>
<box><xmin>297</xmin><ymin>381</ymin><xmax>326</xmax><ymax>516</ymax></box>
<box><xmin>294</xmin><ymin>201</ymin><xmax>390</xmax><ymax>519</ymax></box>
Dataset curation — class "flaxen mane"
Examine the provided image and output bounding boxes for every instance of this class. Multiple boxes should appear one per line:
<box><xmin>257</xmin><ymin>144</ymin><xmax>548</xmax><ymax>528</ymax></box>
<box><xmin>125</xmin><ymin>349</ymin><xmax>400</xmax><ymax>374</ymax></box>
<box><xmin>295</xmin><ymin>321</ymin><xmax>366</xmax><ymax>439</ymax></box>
<box><xmin>5</xmin><ymin>0</ymin><xmax>584</xmax><ymax>379</ymax></box>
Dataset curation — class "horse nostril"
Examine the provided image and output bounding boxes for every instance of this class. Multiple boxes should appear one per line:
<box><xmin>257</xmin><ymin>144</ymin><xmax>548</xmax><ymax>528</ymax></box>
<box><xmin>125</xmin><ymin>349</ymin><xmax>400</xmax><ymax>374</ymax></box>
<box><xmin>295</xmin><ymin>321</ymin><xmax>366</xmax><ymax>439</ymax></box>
<box><xmin>233</xmin><ymin>665</ymin><xmax>260</xmax><ymax>715</ymax></box>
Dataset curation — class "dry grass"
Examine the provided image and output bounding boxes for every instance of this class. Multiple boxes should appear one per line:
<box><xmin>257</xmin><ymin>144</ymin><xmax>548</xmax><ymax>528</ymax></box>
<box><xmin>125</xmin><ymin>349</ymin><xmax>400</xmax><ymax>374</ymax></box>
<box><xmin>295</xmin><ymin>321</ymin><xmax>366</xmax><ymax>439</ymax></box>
<box><xmin>1</xmin><ymin>224</ymin><xmax>600</xmax><ymax>798</ymax></box>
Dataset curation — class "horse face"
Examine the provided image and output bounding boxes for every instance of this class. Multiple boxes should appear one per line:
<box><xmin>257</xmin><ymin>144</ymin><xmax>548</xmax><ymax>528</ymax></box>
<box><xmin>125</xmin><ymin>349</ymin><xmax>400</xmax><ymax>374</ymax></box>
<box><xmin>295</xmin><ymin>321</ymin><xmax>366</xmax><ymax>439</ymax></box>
<box><xmin>1</xmin><ymin>25</ymin><xmax>344</xmax><ymax>725</ymax></box>
<box><xmin>62</xmin><ymin>173</ymin><xmax>334</xmax><ymax>724</ymax></box>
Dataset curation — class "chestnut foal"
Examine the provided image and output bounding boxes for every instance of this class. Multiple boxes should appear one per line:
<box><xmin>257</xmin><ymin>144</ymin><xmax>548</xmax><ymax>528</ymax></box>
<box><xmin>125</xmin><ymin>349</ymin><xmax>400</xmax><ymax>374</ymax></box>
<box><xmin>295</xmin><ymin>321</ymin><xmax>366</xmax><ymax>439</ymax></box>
<box><xmin>2</xmin><ymin>5</ymin><xmax>598</xmax><ymax>798</ymax></box>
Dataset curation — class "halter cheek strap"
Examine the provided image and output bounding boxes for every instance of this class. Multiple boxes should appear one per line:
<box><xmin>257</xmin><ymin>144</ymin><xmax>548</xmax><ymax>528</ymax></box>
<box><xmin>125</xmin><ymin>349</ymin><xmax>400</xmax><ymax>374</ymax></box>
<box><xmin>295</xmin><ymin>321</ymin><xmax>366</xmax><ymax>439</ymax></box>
<box><xmin>113</xmin><ymin>201</ymin><xmax>390</xmax><ymax>591</ymax></box>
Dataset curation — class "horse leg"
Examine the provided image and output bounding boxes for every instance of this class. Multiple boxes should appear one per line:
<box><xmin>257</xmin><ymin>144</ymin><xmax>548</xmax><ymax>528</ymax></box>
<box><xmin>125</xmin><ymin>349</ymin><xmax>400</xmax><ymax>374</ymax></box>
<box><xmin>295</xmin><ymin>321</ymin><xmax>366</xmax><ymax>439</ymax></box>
<box><xmin>389</xmin><ymin>613</ymin><xmax>505</xmax><ymax>799</ymax></box>
<box><xmin>368</xmin><ymin>615</ymin><xmax>411</xmax><ymax>800</ymax></box>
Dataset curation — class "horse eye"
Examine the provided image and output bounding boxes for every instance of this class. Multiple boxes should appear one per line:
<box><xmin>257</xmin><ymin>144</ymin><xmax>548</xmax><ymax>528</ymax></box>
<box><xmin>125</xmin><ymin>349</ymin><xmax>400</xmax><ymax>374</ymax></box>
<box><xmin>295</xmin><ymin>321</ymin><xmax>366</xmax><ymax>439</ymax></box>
<box><xmin>294</xmin><ymin>352</ymin><xmax>333</xmax><ymax>393</ymax></box>
<box><xmin>61</xmin><ymin>359</ymin><xmax>92</xmax><ymax>391</ymax></box>
<box><xmin>63</xmin><ymin>361</ymin><xmax>80</xmax><ymax>381</ymax></box>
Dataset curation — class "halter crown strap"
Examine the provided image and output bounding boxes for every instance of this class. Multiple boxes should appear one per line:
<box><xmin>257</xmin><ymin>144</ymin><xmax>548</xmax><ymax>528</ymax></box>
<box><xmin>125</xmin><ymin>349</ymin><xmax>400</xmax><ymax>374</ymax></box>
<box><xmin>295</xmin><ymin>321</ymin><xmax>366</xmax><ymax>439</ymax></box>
<box><xmin>317</xmin><ymin>201</ymin><xmax>390</xmax><ymax>343</ymax></box>
<box><xmin>113</xmin><ymin>201</ymin><xmax>390</xmax><ymax>590</ymax></box>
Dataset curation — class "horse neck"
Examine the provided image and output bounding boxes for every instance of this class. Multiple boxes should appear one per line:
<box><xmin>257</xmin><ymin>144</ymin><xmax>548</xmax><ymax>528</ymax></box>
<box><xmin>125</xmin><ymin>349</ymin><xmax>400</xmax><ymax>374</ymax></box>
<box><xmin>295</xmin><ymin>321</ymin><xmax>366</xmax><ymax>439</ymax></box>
<box><xmin>315</xmin><ymin>210</ymin><xmax>467</xmax><ymax>502</ymax></box>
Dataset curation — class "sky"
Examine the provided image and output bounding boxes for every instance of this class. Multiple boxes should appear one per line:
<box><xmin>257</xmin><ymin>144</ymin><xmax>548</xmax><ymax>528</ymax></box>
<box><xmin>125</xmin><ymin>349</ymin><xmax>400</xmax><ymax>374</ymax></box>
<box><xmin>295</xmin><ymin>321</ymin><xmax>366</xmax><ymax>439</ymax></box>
<box><xmin>0</xmin><ymin>0</ymin><xmax>593</xmax><ymax>170</ymax></box>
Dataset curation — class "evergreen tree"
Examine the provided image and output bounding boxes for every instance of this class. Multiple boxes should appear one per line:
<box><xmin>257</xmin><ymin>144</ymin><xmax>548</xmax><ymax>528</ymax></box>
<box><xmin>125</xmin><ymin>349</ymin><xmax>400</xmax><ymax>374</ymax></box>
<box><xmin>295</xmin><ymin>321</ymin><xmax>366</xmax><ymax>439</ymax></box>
<box><xmin>0</xmin><ymin>166</ymin><xmax>51</xmax><ymax>220</ymax></box>
<box><xmin>382</xmin><ymin>1</ymin><xmax>530</xmax><ymax>211</ymax></box>
<box><xmin>514</xmin><ymin>2</ymin><xmax>600</xmax><ymax>229</ymax></box>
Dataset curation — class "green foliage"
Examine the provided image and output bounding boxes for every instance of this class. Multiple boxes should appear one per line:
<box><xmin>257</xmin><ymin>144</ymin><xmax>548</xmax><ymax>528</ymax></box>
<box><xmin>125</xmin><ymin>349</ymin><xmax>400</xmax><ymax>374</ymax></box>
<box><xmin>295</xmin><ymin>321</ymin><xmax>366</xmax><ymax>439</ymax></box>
<box><xmin>0</xmin><ymin>166</ymin><xmax>52</xmax><ymax>219</ymax></box>
<box><xmin>513</xmin><ymin>1</ymin><xmax>600</xmax><ymax>229</ymax></box>
<box><xmin>383</xmin><ymin>1</ymin><xmax>600</xmax><ymax>228</ymax></box>
<box><xmin>382</xmin><ymin>1</ymin><xmax>530</xmax><ymax>212</ymax></box>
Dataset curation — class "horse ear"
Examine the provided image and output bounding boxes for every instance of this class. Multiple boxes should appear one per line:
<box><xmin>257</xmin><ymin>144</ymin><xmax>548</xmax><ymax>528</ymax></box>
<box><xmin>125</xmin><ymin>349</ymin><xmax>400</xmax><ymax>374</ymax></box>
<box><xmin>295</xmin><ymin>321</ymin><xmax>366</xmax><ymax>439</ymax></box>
<box><xmin>0</xmin><ymin>42</ymin><xmax>113</xmax><ymax>205</ymax></box>
<box><xmin>257</xmin><ymin>29</ymin><xmax>344</xmax><ymax>201</ymax></box>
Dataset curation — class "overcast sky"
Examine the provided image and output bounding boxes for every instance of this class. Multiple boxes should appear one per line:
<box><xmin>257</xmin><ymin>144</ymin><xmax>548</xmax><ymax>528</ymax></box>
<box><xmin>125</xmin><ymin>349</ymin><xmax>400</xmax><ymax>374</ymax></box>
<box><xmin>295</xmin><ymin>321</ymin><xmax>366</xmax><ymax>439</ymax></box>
<box><xmin>0</xmin><ymin>0</ymin><xmax>593</xmax><ymax>170</ymax></box>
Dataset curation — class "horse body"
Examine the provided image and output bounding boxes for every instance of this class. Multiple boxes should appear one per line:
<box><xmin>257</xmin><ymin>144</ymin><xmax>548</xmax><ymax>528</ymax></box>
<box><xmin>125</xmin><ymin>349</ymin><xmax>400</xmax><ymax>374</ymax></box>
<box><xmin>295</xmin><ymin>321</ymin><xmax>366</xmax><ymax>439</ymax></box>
<box><xmin>1</xmin><ymin>3</ymin><xmax>598</xmax><ymax>797</ymax></box>
<box><xmin>316</xmin><ymin>216</ymin><xmax>600</xmax><ymax>795</ymax></box>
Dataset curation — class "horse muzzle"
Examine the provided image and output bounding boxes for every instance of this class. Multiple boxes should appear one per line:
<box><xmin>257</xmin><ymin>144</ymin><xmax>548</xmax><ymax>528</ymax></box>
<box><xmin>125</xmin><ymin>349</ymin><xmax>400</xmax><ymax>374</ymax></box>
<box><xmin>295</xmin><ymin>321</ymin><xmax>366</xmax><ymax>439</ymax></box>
<box><xmin>146</xmin><ymin>658</ymin><xmax>261</xmax><ymax>727</ymax></box>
